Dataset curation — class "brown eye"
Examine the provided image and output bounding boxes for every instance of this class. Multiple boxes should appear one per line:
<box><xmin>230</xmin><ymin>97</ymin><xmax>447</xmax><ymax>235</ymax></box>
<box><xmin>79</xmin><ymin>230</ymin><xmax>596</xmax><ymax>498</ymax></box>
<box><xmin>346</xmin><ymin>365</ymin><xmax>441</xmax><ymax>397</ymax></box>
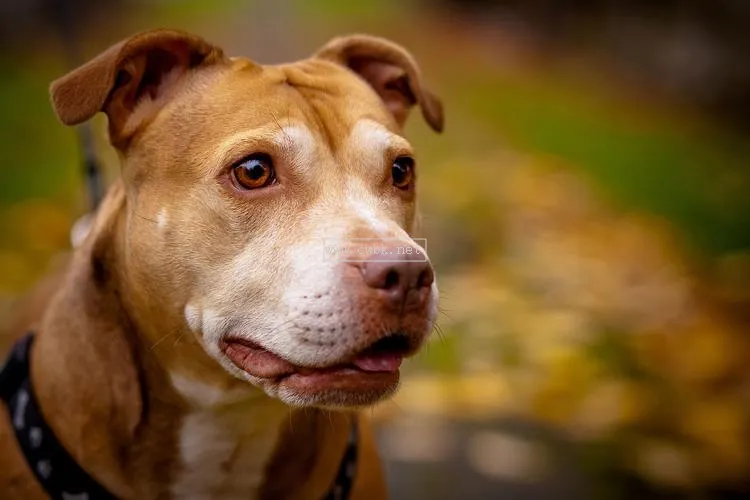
<box><xmin>232</xmin><ymin>154</ymin><xmax>275</xmax><ymax>190</ymax></box>
<box><xmin>392</xmin><ymin>156</ymin><xmax>414</xmax><ymax>190</ymax></box>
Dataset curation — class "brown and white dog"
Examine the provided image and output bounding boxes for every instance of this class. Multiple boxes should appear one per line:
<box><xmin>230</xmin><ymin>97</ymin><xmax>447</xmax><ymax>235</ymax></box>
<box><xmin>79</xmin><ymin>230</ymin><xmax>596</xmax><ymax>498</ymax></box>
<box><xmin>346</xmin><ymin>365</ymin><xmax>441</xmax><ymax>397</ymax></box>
<box><xmin>0</xmin><ymin>29</ymin><xmax>442</xmax><ymax>499</ymax></box>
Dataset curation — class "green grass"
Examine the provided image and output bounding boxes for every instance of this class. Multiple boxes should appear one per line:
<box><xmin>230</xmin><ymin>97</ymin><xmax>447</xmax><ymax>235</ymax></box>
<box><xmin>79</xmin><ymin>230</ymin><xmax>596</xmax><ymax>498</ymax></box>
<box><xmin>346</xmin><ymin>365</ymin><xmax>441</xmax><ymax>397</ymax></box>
<box><xmin>0</xmin><ymin>57</ymin><xmax>80</xmax><ymax>208</ymax></box>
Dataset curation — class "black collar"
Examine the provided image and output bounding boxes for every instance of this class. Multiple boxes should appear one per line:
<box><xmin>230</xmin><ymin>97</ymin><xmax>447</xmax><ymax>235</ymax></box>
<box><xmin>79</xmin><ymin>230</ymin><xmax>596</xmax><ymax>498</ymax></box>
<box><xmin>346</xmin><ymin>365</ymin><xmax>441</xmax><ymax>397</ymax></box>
<box><xmin>0</xmin><ymin>334</ymin><xmax>114</xmax><ymax>499</ymax></box>
<box><xmin>1</xmin><ymin>334</ymin><xmax>359</xmax><ymax>500</ymax></box>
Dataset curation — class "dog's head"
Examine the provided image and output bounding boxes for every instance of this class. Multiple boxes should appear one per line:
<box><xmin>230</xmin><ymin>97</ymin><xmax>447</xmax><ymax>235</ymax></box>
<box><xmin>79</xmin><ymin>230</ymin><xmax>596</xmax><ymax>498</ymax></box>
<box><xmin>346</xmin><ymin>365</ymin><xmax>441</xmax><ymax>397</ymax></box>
<box><xmin>50</xmin><ymin>29</ymin><xmax>443</xmax><ymax>408</ymax></box>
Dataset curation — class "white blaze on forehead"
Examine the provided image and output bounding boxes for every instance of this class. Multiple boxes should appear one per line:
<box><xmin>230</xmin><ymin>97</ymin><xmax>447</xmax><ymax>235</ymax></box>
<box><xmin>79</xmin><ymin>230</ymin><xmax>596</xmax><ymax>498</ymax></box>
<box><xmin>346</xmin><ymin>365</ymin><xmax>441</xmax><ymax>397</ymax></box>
<box><xmin>273</xmin><ymin>124</ymin><xmax>316</xmax><ymax>173</ymax></box>
<box><xmin>349</xmin><ymin>119</ymin><xmax>393</xmax><ymax>159</ymax></box>
<box><xmin>348</xmin><ymin>118</ymin><xmax>411</xmax><ymax>165</ymax></box>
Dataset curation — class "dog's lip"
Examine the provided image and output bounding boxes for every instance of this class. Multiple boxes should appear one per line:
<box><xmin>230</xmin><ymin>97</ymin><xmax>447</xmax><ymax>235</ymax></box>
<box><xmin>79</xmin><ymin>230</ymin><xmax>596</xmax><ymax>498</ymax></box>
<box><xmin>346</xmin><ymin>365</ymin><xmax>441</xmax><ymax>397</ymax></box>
<box><xmin>221</xmin><ymin>338</ymin><xmax>297</xmax><ymax>379</ymax></box>
<box><xmin>220</xmin><ymin>335</ymin><xmax>408</xmax><ymax>381</ymax></box>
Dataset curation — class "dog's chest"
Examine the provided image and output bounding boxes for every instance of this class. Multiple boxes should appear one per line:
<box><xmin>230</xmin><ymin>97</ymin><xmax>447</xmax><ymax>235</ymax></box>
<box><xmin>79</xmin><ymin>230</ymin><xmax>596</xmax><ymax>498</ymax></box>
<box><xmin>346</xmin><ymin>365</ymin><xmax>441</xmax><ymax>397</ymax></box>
<box><xmin>171</xmin><ymin>411</ymin><xmax>281</xmax><ymax>499</ymax></box>
<box><xmin>169</xmin><ymin>378</ymin><xmax>286</xmax><ymax>499</ymax></box>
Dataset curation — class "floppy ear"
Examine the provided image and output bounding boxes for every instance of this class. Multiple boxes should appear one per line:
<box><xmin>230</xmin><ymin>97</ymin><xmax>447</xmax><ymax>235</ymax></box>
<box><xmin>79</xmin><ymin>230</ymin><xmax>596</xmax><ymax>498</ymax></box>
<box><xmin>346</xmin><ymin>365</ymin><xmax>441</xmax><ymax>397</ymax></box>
<box><xmin>315</xmin><ymin>35</ymin><xmax>444</xmax><ymax>133</ymax></box>
<box><xmin>50</xmin><ymin>29</ymin><xmax>225</xmax><ymax>146</ymax></box>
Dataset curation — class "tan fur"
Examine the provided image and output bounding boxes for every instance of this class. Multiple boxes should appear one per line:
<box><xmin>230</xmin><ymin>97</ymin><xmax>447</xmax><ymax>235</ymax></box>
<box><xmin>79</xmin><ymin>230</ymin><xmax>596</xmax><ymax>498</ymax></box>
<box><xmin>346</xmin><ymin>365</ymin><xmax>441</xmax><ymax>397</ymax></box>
<box><xmin>1</xmin><ymin>29</ymin><xmax>442</xmax><ymax>498</ymax></box>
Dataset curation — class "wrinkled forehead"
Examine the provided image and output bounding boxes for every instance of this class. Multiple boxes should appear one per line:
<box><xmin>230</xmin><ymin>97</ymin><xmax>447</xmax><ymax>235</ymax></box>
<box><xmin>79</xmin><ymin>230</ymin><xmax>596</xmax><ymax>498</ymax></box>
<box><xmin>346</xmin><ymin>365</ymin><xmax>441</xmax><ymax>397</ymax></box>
<box><xmin>156</xmin><ymin>57</ymin><xmax>407</xmax><ymax>162</ymax></box>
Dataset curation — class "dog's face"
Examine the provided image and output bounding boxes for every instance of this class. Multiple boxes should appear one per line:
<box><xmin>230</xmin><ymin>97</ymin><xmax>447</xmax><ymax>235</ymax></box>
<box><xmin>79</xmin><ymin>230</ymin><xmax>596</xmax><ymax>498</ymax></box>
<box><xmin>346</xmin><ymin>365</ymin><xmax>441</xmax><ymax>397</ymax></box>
<box><xmin>51</xmin><ymin>30</ymin><xmax>443</xmax><ymax>408</ymax></box>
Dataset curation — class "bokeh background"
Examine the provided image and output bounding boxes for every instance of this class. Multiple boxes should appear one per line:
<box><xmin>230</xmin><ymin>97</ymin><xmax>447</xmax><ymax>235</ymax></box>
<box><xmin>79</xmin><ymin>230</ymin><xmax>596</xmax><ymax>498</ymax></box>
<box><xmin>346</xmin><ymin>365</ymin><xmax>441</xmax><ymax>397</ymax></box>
<box><xmin>2</xmin><ymin>1</ymin><xmax>750</xmax><ymax>498</ymax></box>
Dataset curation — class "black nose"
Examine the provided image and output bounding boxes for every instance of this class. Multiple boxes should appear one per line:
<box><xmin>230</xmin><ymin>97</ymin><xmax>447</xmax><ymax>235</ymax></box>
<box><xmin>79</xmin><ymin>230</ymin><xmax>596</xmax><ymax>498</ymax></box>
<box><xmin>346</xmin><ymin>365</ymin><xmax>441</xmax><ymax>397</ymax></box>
<box><xmin>359</xmin><ymin>245</ymin><xmax>434</xmax><ymax>310</ymax></box>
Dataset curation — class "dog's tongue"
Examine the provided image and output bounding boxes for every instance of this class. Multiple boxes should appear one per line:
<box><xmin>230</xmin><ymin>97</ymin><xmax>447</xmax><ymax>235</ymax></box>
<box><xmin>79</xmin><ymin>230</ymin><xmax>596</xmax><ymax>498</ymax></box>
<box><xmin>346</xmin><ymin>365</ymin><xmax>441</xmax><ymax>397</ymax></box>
<box><xmin>353</xmin><ymin>352</ymin><xmax>403</xmax><ymax>372</ymax></box>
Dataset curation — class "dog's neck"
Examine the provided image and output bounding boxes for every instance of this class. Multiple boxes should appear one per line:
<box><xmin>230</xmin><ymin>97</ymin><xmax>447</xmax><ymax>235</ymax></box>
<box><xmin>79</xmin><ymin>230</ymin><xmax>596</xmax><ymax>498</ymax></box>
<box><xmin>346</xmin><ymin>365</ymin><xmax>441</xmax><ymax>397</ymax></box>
<box><xmin>27</xmin><ymin>182</ymin><xmax>352</xmax><ymax>499</ymax></box>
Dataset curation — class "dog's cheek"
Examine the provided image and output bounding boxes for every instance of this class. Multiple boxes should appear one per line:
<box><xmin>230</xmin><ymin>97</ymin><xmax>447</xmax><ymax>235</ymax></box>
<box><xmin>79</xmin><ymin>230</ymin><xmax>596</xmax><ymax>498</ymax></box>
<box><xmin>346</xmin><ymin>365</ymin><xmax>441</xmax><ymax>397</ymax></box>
<box><xmin>199</xmin><ymin>233</ymin><xmax>291</xmax><ymax>334</ymax></box>
<box><xmin>144</xmin><ymin>195</ymin><xmax>230</xmax><ymax>295</ymax></box>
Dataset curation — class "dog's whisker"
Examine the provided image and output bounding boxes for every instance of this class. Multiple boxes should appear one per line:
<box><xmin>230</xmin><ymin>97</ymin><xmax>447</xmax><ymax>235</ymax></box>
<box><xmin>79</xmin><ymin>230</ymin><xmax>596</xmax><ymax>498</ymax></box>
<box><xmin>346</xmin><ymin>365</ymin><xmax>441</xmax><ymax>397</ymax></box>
<box><xmin>287</xmin><ymin>408</ymin><xmax>295</xmax><ymax>433</ymax></box>
<box><xmin>261</xmin><ymin>319</ymin><xmax>299</xmax><ymax>339</ymax></box>
<box><xmin>244</xmin><ymin>318</ymin><xmax>298</xmax><ymax>339</ymax></box>
<box><xmin>135</xmin><ymin>212</ymin><xmax>159</xmax><ymax>225</ymax></box>
<box><xmin>150</xmin><ymin>331</ymin><xmax>177</xmax><ymax>351</ymax></box>
<box><xmin>269</xmin><ymin>109</ymin><xmax>288</xmax><ymax>143</ymax></box>
<box><xmin>432</xmin><ymin>322</ymin><xmax>447</xmax><ymax>344</ymax></box>
<box><xmin>324</xmin><ymin>410</ymin><xmax>334</xmax><ymax>430</ymax></box>
<box><xmin>437</xmin><ymin>307</ymin><xmax>454</xmax><ymax>321</ymax></box>
<box><xmin>171</xmin><ymin>332</ymin><xmax>186</xmax><ymax>348</ymax></box>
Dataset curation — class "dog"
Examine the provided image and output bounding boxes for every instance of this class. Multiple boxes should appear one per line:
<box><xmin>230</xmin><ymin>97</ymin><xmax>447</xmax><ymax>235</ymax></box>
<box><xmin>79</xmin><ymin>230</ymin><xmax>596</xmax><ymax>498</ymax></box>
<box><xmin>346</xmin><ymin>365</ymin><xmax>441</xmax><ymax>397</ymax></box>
<box><xmin>0</xmin><ymin>29</ymin><xmax>443</xmax><ymax>499</ymax></box>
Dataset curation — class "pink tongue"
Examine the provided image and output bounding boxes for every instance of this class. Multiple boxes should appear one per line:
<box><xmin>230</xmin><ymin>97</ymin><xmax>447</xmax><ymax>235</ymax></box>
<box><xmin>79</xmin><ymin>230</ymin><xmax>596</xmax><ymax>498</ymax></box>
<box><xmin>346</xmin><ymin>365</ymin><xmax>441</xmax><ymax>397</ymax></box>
<box><xmin>353</xmin><ymin>353</ymin><xmax>403</xmax><ymax>373</ymax></box>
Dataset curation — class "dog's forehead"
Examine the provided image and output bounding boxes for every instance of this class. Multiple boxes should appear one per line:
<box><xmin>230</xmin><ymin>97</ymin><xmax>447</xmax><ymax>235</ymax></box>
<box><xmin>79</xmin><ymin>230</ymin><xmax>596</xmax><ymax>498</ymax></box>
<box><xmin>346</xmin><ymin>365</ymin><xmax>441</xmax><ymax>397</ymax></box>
<box><xmin>164</xmin><ymin>57</ymin><xmax>401</xmax><ymax>151</ymax></box>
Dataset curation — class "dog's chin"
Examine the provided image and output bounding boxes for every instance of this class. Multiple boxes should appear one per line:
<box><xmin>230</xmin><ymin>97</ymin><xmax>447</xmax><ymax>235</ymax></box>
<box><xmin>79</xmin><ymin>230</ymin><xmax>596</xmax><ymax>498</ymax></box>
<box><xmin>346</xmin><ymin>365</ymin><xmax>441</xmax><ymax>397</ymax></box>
<box><xmin>216</xmin><ymin>334</ymin><xmax>415</xmax><ymax>409</ymax></box>
<box><xmin>228</xmin><ymin>360</ymin><xmax>402</xmax><ymax>409</ymax></box>
<box><xmin>274</xmin><ymin>373</ymin><xmax>401</xmax><ymax>409</ymax></box>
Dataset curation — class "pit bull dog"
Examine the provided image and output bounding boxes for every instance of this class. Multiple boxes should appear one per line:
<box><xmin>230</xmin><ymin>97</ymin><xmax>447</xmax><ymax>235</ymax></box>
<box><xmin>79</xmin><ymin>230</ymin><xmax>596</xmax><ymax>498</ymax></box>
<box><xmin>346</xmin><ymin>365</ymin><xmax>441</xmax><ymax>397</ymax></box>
<box><xmin>0</xmin><ymin>29</ymin><xmax>443</xmax><ymax>499</ymax></box>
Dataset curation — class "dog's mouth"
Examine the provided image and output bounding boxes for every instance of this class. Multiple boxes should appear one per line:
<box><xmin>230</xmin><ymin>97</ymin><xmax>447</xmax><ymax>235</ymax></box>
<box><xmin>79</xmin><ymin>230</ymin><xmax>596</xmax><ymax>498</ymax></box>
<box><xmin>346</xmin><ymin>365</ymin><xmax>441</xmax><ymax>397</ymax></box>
<box><xmin>220</xmin><ymin>333</ymin><xmax>415</xmax><ymax>404</ymax></box>
<box><xmin>221</xmin><ymin>333</ymin><xmax>413</xmax><ymax>378</ymax></box>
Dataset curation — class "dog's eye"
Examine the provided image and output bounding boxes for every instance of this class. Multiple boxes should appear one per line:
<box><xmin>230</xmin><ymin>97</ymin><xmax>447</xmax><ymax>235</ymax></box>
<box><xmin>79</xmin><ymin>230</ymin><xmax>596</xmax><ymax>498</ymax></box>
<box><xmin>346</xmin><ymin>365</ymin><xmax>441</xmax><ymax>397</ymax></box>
<box><xmin>391</xmin><ymin>156</ymin><xmax>414</xmax><ymax>190</ymax></box>
<box><xmin>232</xmin><ymin>154</ymin><xmax>276</xmax><ymax>190</ymax></box>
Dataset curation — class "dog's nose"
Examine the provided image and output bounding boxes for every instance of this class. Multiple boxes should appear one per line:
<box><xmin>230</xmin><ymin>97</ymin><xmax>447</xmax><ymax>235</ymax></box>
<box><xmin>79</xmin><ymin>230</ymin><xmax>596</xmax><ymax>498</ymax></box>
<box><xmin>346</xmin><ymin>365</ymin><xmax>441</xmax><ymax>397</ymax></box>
<box><xmin>359</xmin><ymin>246</ymin><xmax>434</xmax><ymax>310</ymax></box>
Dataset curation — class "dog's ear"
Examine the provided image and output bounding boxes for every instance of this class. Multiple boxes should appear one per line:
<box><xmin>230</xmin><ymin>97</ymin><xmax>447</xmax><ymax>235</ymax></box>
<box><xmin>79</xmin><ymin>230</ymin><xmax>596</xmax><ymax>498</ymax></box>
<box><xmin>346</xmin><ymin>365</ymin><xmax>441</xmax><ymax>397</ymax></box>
<box><xmin>315</xmin><ymin>35</ymin><xmax>444</xmax><ymax>133</ymax></box>
<box><xmin>50</xmin><ymin>29</ymin><xmax>224</xmax><ymax>145</ymax></box>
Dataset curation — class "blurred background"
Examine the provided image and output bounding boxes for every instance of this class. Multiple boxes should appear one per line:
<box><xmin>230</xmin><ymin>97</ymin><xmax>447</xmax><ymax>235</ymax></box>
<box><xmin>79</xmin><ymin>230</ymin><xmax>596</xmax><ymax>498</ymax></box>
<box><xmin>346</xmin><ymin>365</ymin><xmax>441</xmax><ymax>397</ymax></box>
<box><xmin>1</xmin><ymin>0</ymin><xmax>750</xmax><ymax>498</ymax></box>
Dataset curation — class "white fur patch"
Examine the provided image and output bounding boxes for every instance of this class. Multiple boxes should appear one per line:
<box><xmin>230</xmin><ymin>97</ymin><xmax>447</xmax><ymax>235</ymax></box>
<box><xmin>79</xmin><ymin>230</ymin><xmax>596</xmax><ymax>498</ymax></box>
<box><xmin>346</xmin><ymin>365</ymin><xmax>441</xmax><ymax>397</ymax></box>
<box><xmin>157</xmin><ymin>208</ymin><xmax>168</xmax><ymax>230</ymax></box>
<box><xmin>200</xmin><ymin>308</ymin><xmax>231</xmax><ymax>351</ymax></box>
<box><xmin>70</xmin><ymin>213</ymin><xmax>93</xmax><ymax>248</ymax></box>
<box><xmin>169</xmin><ymin>373</ymin><xmax>287</xmax><ymax>498</ymax></box>
<box><xmin>346</xmin><ymin>181</ymin><xmax>393</xmax><ymax>235</ymax></box>
<box><xmin>348</xmin><ymin>118</ymin><xmax>411</xmax><ymax>164</ymax></box>
<box><xmin>171</xmin><ymin>405</ymin><xmax>285</xmax><ymax>499</ymax></box>
<box><xmin>273</xmin><ymin>124</ymin><xmax>316</xmax><ymax>174</ymax></box>
<box><xmin>183</xmin><ymin>305</ymin><xmax>235</xmax><ymax>371</ymax></box>
<box><xmin>349</xmin><ymin>119</ymin><xmax>393</xmax><ymax>159</ymax></box>
<box><xmin>169</xmin><ymin>373</ymin><xmax>250</xmax><ymax>408</ymax></box>
<box><xmin>184</xmin><ymin>304</ymin><xmax>202</xmax><ymax>333</ymax></box>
